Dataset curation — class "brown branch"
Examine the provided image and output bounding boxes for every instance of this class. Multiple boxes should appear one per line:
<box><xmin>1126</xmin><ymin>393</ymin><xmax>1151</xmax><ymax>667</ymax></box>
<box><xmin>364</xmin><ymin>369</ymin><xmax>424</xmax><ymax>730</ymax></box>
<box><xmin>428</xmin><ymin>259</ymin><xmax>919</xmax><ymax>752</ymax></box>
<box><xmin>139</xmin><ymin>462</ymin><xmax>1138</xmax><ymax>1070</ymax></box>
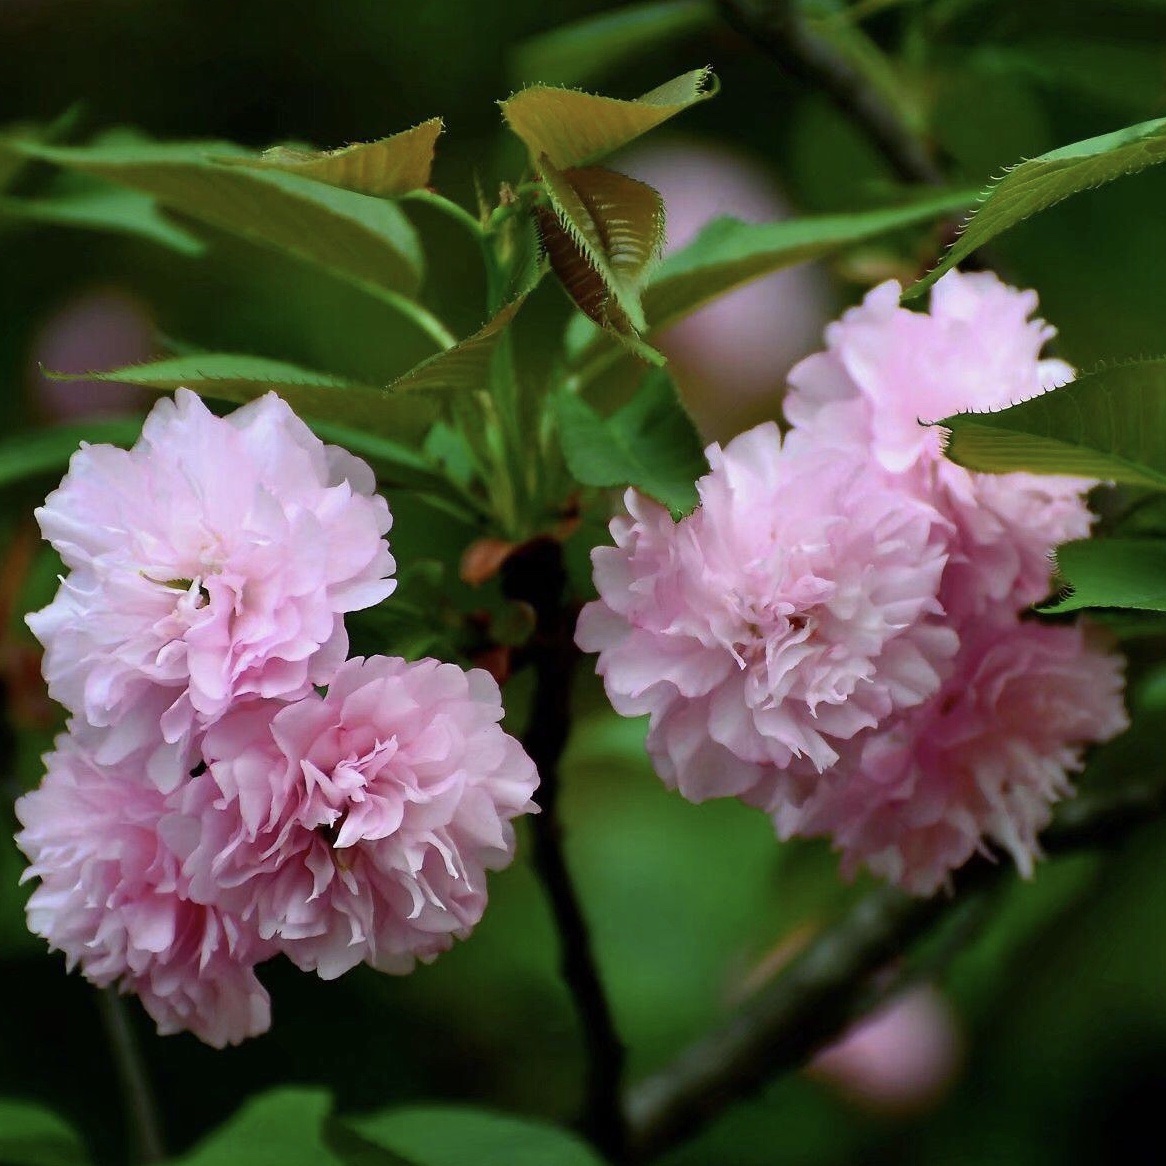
<box><xmin>623</xmin><ymin>776</ymin><xmax>1166</xmax><ymax>1162</ymax></box>
<box><xmin>502</xmin><ymin>538</ymin><xmax>629</xmax><ymax>1161</ymax></box>
<box><xmin>716</xmin><ymin>0</ymin><xmax>945</xmax><ymax>188</ymax></box>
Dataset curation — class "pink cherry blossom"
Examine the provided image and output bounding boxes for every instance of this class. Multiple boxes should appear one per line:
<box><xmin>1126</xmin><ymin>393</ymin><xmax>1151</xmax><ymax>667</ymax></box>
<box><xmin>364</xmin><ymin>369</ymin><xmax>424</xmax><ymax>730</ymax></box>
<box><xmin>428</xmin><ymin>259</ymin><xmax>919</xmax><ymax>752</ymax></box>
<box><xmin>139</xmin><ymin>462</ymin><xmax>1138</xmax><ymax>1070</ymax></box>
<box><xmin>171</xmin><ymin>655</ymin><xmax>539</xmax><ymax>980</ymax></box>
<box><xmin>576</xmin><ymin>422</ymin><xmax>957</xmax><ymax>807</ymax></box>
<box><xmin>15</xmin><ymin>734</ymin><xmax>272</xmax><ymax>1047</ymax></box>
<box><xmin>785</xmin><ymin>270</ymin><xmax>1093</xmax><ymax>614</ymax></box>
<box><xmin>781</xmin><ymin>616</ymin><xmax>1127</xmax><ymax>895</ymax></box>
<box><xmin>27</xmin><ymin>389</ymin><xmax>396</xmax><ymax>787</ymax></box>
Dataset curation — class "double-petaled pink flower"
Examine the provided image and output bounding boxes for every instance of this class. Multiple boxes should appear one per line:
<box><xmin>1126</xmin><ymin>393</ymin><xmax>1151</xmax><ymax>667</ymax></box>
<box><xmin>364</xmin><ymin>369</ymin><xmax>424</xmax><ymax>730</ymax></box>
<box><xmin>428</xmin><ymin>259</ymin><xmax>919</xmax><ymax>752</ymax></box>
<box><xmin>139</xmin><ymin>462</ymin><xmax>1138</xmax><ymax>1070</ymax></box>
<box><xmin>580</xmin><ymin>270</ymin><xmax>1127</xmax><ymax>892</ymax></box>
<box><xmin>18</xmin><ymin>389</ymin><xmax>539</xmax><ymax>1046</ymax></box>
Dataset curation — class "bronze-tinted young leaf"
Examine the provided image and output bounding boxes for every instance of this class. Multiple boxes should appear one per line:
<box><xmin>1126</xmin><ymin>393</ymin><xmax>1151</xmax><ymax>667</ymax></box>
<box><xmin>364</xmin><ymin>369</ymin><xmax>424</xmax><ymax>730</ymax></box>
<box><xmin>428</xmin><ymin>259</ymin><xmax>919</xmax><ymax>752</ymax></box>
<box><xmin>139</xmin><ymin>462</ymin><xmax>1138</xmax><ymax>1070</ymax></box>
<box><xmin>219</xmin><ymin>118</ymin><xmax>443</xmax><ymax>198</ymax></box>
<box><xmin>538</xmin><ymin>158</ymin><xmax>664</xmax><ymax>336</ymax></box>
<box><xmin>501</xmin><ymin>67</ymin><xmax>715</xmax><ymax>168</ymax></box>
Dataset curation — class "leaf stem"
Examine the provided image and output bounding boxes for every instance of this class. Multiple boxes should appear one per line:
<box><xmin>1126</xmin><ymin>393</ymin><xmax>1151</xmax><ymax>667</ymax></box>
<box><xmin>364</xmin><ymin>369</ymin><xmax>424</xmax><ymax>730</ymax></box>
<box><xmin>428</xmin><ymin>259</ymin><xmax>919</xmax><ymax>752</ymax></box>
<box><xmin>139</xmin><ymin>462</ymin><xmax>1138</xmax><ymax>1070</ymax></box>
<box><xmin>400</xmin><ymin>188</ymin><xmax>486</xmax><ymax>240</ymax></box>
<box><xmin>97</xmin><ymin>989</ymin><xmax>165</xmax><ymax>1165</ymax></box>
<box><xmin>373</xmin><ymin>285</ymin><xmax>459</xmax><ymax>351</ymax></box>
<box><xmin>502</xmin><ymin>539</ymin><xmax>629</xmax><ymax>1161</ymax></box>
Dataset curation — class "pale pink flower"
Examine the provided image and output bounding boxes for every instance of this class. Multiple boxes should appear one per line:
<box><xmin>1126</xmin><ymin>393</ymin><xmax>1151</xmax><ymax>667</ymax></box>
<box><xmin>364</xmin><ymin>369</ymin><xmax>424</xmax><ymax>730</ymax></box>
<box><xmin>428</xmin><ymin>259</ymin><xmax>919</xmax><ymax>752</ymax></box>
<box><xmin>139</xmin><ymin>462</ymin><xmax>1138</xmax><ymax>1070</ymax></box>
<box><xmin>27</xmin><ymin>389</ymin><xmax>396</xmax><ymax>787</ymax></box>
<box><xmin>619</xmin><ymin>140</ymin><xmax>830</xmax><ymax>443</ymax></box>
<box><xmin>781</xmin><ymin>617</ymin><xmax>1128</xmax><ymax>895</ymax></box>
<box><xmin>15</xmin><ymin>734</ymin><xmax>272</xmax><ymax>1047</ymax></box>
<box><xmin>576</xmin><ymin>423</ymin><xmax>957</xmax><ymax>806</ymax></box>
<box><xmin>810</xmin><ymin>985</ymin><xmax>962</xmax><ymax>1112</ymax></box>
<box><xmin>171</xmin><ymin>655</ymin><xmax>539</xmax><ymax>980</ymax></box>
<box><xmin>785</xmin><ymin>270</ymin><xmax>1093</xmax><ymax>613</ymax></box>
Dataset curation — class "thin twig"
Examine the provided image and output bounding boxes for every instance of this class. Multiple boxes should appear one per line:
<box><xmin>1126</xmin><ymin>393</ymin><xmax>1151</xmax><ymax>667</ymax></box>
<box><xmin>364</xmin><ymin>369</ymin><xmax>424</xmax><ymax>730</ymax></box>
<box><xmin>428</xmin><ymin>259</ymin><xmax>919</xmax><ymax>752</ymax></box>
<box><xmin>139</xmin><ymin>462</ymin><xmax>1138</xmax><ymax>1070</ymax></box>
<box><xmin>97</xmin><ymin>989</ymin><xmax>165</xmax><ymax>1164</ymax></box>
<box><xmin>624</xmin><ymin>776</ymin><xmax>1166</xmax><ymax>1162</ymax></box>
<box><xmin>716</xmin><ymin>0</ymin><xmax>945</xmax><ymax>187</ymax></box>
<box><xmin>502</xmin><ymin>539</ymin><xmax>629</xmax><ymax>1160</ymax></box>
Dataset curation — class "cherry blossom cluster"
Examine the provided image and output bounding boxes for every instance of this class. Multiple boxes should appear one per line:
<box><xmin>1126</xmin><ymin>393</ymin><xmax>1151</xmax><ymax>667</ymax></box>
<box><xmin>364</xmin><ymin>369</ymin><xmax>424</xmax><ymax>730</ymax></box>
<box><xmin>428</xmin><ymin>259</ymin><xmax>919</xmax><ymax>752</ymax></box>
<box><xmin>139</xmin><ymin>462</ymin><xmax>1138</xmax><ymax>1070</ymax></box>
<box><xmin>16</xmin><ymin>390</ymin><xmax>539</xmax><ymax>1046</ymax></box>
<box><xmin>579</xmin><ymin>271</ymin><xmax>1127</xmax><ymax>894</ymax></box>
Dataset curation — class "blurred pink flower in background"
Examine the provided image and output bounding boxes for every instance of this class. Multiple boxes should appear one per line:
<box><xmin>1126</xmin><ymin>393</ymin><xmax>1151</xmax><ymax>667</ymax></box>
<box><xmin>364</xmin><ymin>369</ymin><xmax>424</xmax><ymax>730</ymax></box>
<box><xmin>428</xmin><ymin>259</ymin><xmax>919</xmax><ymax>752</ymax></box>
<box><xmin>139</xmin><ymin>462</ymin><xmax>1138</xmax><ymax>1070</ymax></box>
<box><xmin>810</xmin><ymin>985</ymin><xmax>963</xmax><ymax>1113</ymax></box>
<box><xmin>27</xmin><ymin>286</ymin><xmax>154</xmax><ymax>420</ymax></box>
<box><xmin>619</xmin><ymin>141</ymin><xmax>831</xmax><ymax>443</ymax></box>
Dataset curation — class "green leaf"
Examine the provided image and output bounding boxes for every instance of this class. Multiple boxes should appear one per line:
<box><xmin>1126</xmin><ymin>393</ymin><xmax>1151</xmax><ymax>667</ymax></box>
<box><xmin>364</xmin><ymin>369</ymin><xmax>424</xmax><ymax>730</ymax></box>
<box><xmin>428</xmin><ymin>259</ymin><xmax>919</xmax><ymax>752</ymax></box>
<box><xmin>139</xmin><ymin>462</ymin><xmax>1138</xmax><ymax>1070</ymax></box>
<box><xmin>909</xmin><ymin>116</ymin><xmax>1166</xmax><ymax>297</ymax></box>
<box><xmin>538</xmin><ymin>158</ymin><xmax>664</xmax><ymax>339</ymax></box>
<box><xmin>66</xmin><ymin>353</ymin><xmax>439</xmax><ymax>443</ymax></box>
<box><xmin>501</xmin><ymin>67</ymin><xmax>716</xmax><ymax>169</ymax></box>
<box><xmin>555</xmin><ymin>369</ymin><xmax>707</xmax><ymax>513</ymax></box>
<box><xmin>10</xmin><ymin>136</ymin><xmax>424</xmax><ymax>299</ymax></box>
<box><xmin>939</xmin><ymin>360</ymin><xmax>1166</xmax><ymax>490</ymax></box>
<box><xmin>1045</xmin><ymin>539</ymin><xmax>1166</xmax><ymax>613</ymax></box>
<box><xmin>0</xmin><ymin>181</ymin><xmax>204</xmax><ymax>255</ymax></box>
<box><xmin>509</xmin><ymin>1</ymin><xmax>715</xmax><ymax>88</ymax></box>
<box><xmin>72</xmin><ymin>302</ymin><xmax>524</xmax><ymax>444</ymax></box>
<box><xmin>0</xmin><ymin>420</ymin><xmax>144</xmax><ymax>491</ymax></box>
<box><xmin>219</xmin><ymin>119</ymin><xmax>443</xmax><ymax>198</ymax></box>
<box><xmin>642</xmin><ymin>188</ymin><xmax>976</xmax><ymax>332</ymax></box>
<box><xmin>0</xmin><ymin>1098</ymin><xmax>89</xmax><ymax>1166</ymax></box>
<box><xmin>176</xmin><ymin>1088</ymin><xmax>410</xmax><ymax>1166</ymax></box>
<box><xmin>344</xmin><ymin>1106</ymin><xmax>605</xmax><ymax>1166</ymax></box>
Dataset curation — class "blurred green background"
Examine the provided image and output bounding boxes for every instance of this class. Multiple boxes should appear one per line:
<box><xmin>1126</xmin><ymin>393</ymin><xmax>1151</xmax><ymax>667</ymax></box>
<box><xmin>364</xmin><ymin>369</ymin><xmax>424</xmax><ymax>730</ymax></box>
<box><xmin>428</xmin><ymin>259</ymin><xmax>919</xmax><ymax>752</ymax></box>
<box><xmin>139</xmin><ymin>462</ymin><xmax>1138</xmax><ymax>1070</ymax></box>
<box><xmin>2</xmin><ymin>2</ymin><xmax>1166</xmax><ymax>1163</ymax></box>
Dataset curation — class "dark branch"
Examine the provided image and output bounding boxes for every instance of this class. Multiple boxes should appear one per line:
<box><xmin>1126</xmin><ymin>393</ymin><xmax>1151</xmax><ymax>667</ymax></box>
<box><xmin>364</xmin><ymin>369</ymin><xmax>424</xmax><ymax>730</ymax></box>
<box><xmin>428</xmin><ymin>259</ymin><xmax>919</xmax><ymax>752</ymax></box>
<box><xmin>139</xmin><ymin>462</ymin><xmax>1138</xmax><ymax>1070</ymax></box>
<box><xmin>502</xmin><ymin>539</ymin><xmax>629</xmax><ymax>1161</ymax></box>
<box><xmin>716</xmin><ymin>0</ymin><xmax>945</xmax><ymax>188</ymax></box>
<box><xmin>624</xmin><ymin>777</ymin><xmax>1166</xmax><ymax>1162</ymax></box>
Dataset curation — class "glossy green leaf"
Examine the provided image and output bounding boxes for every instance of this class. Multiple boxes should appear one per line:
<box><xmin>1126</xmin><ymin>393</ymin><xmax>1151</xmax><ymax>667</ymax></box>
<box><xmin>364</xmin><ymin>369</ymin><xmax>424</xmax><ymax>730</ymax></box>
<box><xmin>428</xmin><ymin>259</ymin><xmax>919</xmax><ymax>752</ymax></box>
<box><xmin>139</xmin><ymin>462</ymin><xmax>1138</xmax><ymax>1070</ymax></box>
<box><xmin>0</xmin><ymin>420</ymin><xmax>143</xmax><ymax>490</ymax></box>
<box><xmin>555</xmin><ymin>369</ymin><xmax>706</xmax><ymax>513</ymax></box>
<box><xmin>10</xmin><ymin>136</ymin><xmax>424</xmax><ymax>298</ymax></box>
<box><xmin>538</xmin><ymin>158</ymin><xmax>663</xmax><ymax>339</ymax></box>
<box><xmin>0</xmin><ymin>181</ymin><xmax>204</xmax><ymax>254</ymax></box>
<box><xmin>1045</xmin><ymin>539</ymin><xmax>1166</xmax><ymax>613</ymax></box>
<box><xmin>0</xmin><ymin>1098</ymin><xmax>89</xmax><ymax>1166</ymax></box>
<box><xmin>70</xmin><ymin>303</ymin><xmax>523</xmax><ymax>444</ymax></box>
<box><xmin>345</xmin><ymin>1106</ymin><xmax>605</xmax><ymax>1166</ymax></box>
<box><xmin>501</xmin><ymin>67</ymin><xmax>716</xmax><ymax>168</ymax></box>
<box><xmin>939</xmin><ymin>360</ymin><xmax>1166</xmax><ymax>490</ymax></box>
<box><xmin>509</xmin><ymin>1</ymin><xmax>715</xmax><ymax>88</ymax></box>
<box><xmin>176</xmin><ymin>1088</ymin><xmax>408</xmax><ymax>1166</ymax></box>
<box><xmin>643</xmin><ymin>188</ymin><xmax>976</xmax><ymax>331</ymax></box>
<box><xmin>65</xmin><ymin>353</ymin><xmax>439</xmax><ymax>442</ymax></box>
<box><xmin>909</xmin><ymin>116</ymin><xmax>1166</xmax><ymax>296</ymax></box>
<box><xmin>220</xmin><ymin>118</ymin><xmax>443</xmax><ymax>198</ymax></box>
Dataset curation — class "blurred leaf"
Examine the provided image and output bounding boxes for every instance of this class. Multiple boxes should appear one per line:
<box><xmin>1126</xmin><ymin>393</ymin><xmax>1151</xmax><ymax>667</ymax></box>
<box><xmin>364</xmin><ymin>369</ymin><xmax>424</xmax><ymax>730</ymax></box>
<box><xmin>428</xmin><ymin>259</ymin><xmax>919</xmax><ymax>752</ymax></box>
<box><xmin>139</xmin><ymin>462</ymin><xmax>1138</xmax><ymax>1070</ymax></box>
<box><xmin>538</xmin><ymin>158</ymin><xmax>663</xmax><ymax>341</ymax></box>
<box><xmin>555</xmin><ymin>369</ymin><xmax>706</xmax><ymax>513</ymax></box>
<box><xmin>177</xmin><ymin>1088</ymin><xmax>408</xmax><ymax>1166</ymax></box>
<box><xmin>510</xmin><ymin>1</ymin><xmax>715</xmax><ymax>88</ymax></box>
<box><xmin>0</xmin><ymin>182</ymin><xmax>204</xmax><ymax>255</ymax></box>
<box><xmin>0</xmin><ymin>420</ymin><xmax>143</xmax><ymax>490</ymax></box>
<box><xmin>501</xmin><ymin>67</ymin><xmax>716</xmax><ymax>168</ymax></box>
<box><xmin>939</xmin><ymin>360</ymin><xmax>1166</xmax><ymax>489</ymax></box>
<box><xmin>0</xmin><ymin>1098</ymin><xmax>88</xmax><ymax>1166</ymax></box>
<box><xmin>219</xmin><ymin>119</ymin><xmax>443</xmax><ymax>198</ymax></box>
<box><xmin>309</xmin><ymin>421</ymin><xmax>482</xmax><ymax>514</ymax></box>
<box><xmin>971</xmin><ymin>40</ymin><xmax>1166</xmax><ymax>114</ymax></box>
<box><xmin>643</xmin><ymin>188</ymin><xmax>975</xmax><ymax>330</ymax></box>
<box><xmin>345</xmin><ymin>1106</ymin><xmax>604</xmax><ymax>1166</ymax></box>
<box><xmin>1044</xmin><ymin>539</ymin><xmax>1166</xmax><ymax>613</ymax></box>
<box><xmin>910</xmin><ymin>116</ymin><xmax>1166</xmax><ymax>296</ymax></box>
<box><xmin>72</xmin><ymin>302</ymin><xmax>523</xmax><ymax>444</ymax></box>
<box><xmin>10</xmin><ymin>136</ymin><xmax>424</xmax><ymax>298</ymax></box>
